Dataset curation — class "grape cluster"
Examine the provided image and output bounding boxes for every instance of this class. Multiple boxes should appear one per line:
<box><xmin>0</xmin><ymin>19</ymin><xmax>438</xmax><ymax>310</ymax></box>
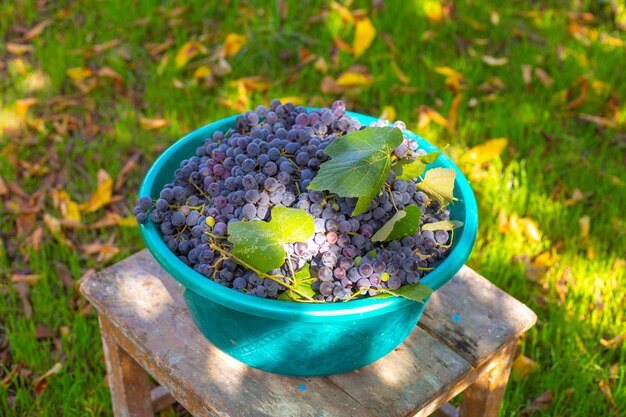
<box><xmin>134</xmin><ymin>99</ymin><xmax>453</xmax><ymax>301</ymax></box>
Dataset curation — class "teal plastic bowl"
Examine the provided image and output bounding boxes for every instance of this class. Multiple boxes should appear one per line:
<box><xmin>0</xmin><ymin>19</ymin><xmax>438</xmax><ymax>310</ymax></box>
<box><xmin>138</xmin><ymin>111</ymin><xmax>478</xmax><ymax>376</ymax></box>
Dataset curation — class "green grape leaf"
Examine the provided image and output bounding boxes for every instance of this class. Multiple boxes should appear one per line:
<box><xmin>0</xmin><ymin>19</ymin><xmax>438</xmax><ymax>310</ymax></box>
<box><xmin>421</xmin><ymin>220</ymin><xmax>464</xmax><ymax>231</ymax></box>
<box><xmin>384</xmin><ymin>282</ymin><xmax>433</xmax><ymax>303</ymax></box>
<box><xmin>372</xmin><ymin>205</ymin><xmax>422</xmax><ymax>242</ymax></box>
<box><xmin>308</xmin><ymin>126</ymin><xmax>403</xmax><ymax>216</ymax></box>
<box><xmin>392</xmin><ymin>151</ymin><xmax>441</xmax><ymax>181</ymax></box>
<box><xmin>228</xmin><ymin>207</ymin><xmax>314</xmax><ymax>272</ymax></box>
<box><xmin>278</xmin><ymin>263</ymin><xmax>315</xmax><ymax>301</ymax></box>
<box><xmin>416</xmin><ymin>167</ymin><xmax>458</xmax><ymax>207</ymax></box>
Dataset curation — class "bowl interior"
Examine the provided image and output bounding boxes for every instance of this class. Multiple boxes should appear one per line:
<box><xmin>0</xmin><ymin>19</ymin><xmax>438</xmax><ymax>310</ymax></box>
<box><xmin>138</xmin><ymin>111</ymin><xmax>478</xmax><ymax>321</ymax></box>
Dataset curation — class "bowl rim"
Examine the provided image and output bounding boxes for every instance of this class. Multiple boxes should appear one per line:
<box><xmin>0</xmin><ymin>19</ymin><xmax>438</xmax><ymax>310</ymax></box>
<box><xmin>138</xmin><ymin>110</ymin><xmax>478</xmax><ymax>322</ymax></box>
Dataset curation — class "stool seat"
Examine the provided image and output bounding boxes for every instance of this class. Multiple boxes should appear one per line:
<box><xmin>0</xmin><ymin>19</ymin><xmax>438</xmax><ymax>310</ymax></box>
<box><xmin>80</xmin><ymin>250</ymin><xmax>536</xmax><ymax>417</ymax></box>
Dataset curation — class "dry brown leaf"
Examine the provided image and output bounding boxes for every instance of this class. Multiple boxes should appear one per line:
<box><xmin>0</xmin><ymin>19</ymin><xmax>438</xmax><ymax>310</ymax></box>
<box><xmin>0</xmin><ymin>175</ymin><xmax>8</xmax><ymax>197</ymax></box>
<box><xmin>610</xmin><ymin>363</ymin><xmax>619</xmax><ymax>382</ymax></box>
<box><xmin>512</xmin><ymin>354</ymin><xmax>540</xmax><ymax>379</ymax></box>
<box><xmin>53</xmin><ymin>261</ymin><xmax>75</xmax><ymax>288</ymax></box>
<box><xmin>33</xmin><ymin>362</ymin><xmax>62</xmax><ymax>396</ymax></box>
<box><xmin>353</xmin><ymin>16</ymin><xmax>376</xmax><ymax>58</ymax></box>
<box><xmin>139</xmin><ymin>116</ymin><xmax>170</xmax><ymax>130</ymax></box>
<box><xmin>578</xmin><ymin>114</ymin><xmax>618</xmax><ymax>129</ymax></box>
<box><xmin>27</xmin><ymin>226</ymin><xmax>44</xmax><ymax>251</ymax></box>
<box><xmin>35</xmin><ymin>324</ymin><xmax>56</xmax><ymax>339</ymax></box>
<box><xmin>534</xmin><ymin>68</ymin><xmax>554</xmax><ymax>87</ymax></box>
<box><xmin>320</xmin><ymin>76</ymin><xmax>342</xmax><ymax>94</ymax></box>
<box><xmin>97</xmin><ymin>66</ymin><xmax>123</xmax><ymax>82</ymax></box>
<box><xmin>521</xmin><ymin>390</ymin><xmax>553</xmax><ymax>415</ymax></box>
<box><xmin>521</xmin><ymin>65</ymin><xmax>533</xmax><ymax>88</ymax></box>
<box><xmin>11</xmin><ymin>274</ymin><xmax>42</xmax><ymax>285</ymax></box>
<box><xmin>579</xmin><ymin>215</ymin><xmax>590</xmax><ymax>240</ymax></box>
<box><xmin>82</xmin><ymin>236</ymin><xmax>120</xmax><ymax>263</ymax></box>
<box><xmin>598</xmin><ymin>380</ymin><xmax>617</xmax><ymax>410</ymax></box>
<box><xmin>224</xmin><ymin>34</ymin><xmax>246</xmax><ymax>57</ymax></box>
<box><xmin>91</xmin><ymin>38</ymin><xmax>122</xmax><ymax>54</ymax></box>
<box><xmin>23</xmin><ymin>19</ymin><xmax>51</xmax><ymax>41</ymax></box>
<box><xmin>482</xmin><ymin>55</ymin><xmax>509</xmax><ymax>66</ymax></box>
<box><xmin>461</xmin><ymin>138</ymin><xmax>508</xmax><ymax>164</ymax></box>
<box><xmin>114</xmin><ymin>152</ymin><xmax>141</xmax><ymax>191</ymax></box>
<box><xmin>600</xmin><ymin>334</ymin><xmax>625</xmax><ymax>349</ymax></box>
<box><xmin>43</xmin><ymin>213</ymin><xmax>73</xmax><ymax>247</ymax></box>
<box><xmin>7</xmin><ymin>42</ymin><xmax>34</xmax><ymax>54</ymax></box>
<box><xmin>88</xmin><ymin>212</ymin><xmax>123</xmax><ymax>229</ymax></box>
<box><xmin>565</xmin><ymin>188</ymin><xmax>589</xmax><ymax>206</ymax></box>
<box><xmin>565</xmin><ymin>77</ymin><xmax>588</xmax><ymax>110</ymax></box>
<box><xmin>333</xmin><ymin>36</ymin><xmax>354</xmax><ymax>54</ymax></box>
<box><xmin>14</xmin><ymin>282</ymin><xmax>33</xmax><ymax>319</ymax></box>
<box><xmin>145</xmin><ymin>37</ymin><xmax>173</xmax><ymax>57</ymax></box>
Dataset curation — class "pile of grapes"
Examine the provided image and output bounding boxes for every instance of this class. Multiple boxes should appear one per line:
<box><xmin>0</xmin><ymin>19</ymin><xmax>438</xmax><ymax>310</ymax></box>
<box><xmin>134</xmin><ymin>99</ymin><xmax>455</xmax><ymax>302</ymax></box>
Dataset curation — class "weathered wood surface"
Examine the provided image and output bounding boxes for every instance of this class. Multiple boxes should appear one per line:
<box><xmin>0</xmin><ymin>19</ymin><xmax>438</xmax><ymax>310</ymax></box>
<box><xmin>419</xmin><ymin>266</ymin><xmax>536</xmax><ymax>368</ymax></box>
<box><xmin>80</xmin><ymin>249</ymin><xmax>536</xmax><ymax>417</ymax></box>
<box><xmin>458</xmin><ymin>341</ymin><xmax>517</xmax><ymax>417</ymax></box>
<box><xmin>100</xmin><ymin>314</ymin><xmax>154</xmax><ymax>417</ymax></box>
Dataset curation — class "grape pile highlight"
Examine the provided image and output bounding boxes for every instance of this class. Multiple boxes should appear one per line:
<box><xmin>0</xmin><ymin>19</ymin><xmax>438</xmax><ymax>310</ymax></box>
<box><xmin>134</xmin><ymin>100</ymin><xmax>454</xmax><ymax>302</ymax></box>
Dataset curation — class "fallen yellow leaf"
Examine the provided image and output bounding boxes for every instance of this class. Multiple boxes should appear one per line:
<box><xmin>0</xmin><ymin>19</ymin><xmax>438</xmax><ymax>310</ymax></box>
<box><xmin>434</xmin><ymin>66</ymin><xmax>464</xmax><ymax>93</ymax></box>
<box><xmin>391</xmin><ymin>61</ymin><xmax>410</xmax><ymax>84</ymax></box>
<box><xmin>461</xmin><ymin>138</ymin><xmax>508</xmax><ymax>164</ymax></box>
<box><xmin>66</xmin><ymin>67</ymin><xmax>93</xmax><ymax>81</ymax></box>
<box><xmin>579</xmin><ymin>215</ymin><xmax>590</xmax><ymax>239</ymax></box>
<box><xmin>224</xmin><ymin>34</ymin><xmax>246</xmax><ymax>57</ymax></box>
<box><xmin>330</xmin><ymin>1</ymin><xmax>355</xmax><ymax>24</ymax></box>
<box><xmin>79</xmin><ymin>169</ymin><xmax>113</xmax><ymax>213</ymax></box>
<box><xmin>519</xmin><ymin>217</ymin><xmax>541</xmax><ymax>242</ymax></box>
<box><xmin>336</xmin><ymin>72</ymin><xmax>373</xmax><ymax>87</ymax></box>
<box><xmin>15</xmin><ymin>98</ymin><xmax>39</xmax><ymax>118</ymax></box>
<box><xmin>51</xmin><ymin>189</ymin><xmax>82</xmax><ymax>222</ymax></box>
<box><xmin>175</xmin><ymin>41</ymin><xmax>203</xmax><ymax>68</ymax></box>
<box><xmin>418</xmin><ymin>105</ymin><xmax>448</xmax><ymax>130</ymax></box>
<box><xmin>379</xmin><ymin>105</ymin><xmax>396</xmax><ymax>122</ymax></box>
<box><xmin>353</xmin><ymin>17</ymin><xmax>376</xmax><ymax>58</ymax></box>
<box><xmin>139</xmin><ymin>117</ymin><xmax>170</xmax><ymax>130</ymax></box>
<box><xmin>277</xmin><ymin>96</ymin><xmax>303</xmax><ymax>106</ymax></box>
<box><xmin>423</xmin><ymin>0</ymin><xmax>445</xmax><ymax>23</ymax></box>
<box><xmin>512</xmin><ymin>354</ymin><xmax>540</xmax><ymax>379</ymax></box>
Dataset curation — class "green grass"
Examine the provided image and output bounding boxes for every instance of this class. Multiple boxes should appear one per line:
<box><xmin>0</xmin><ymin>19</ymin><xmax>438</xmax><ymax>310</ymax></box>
<box><xmin>1</xmin><ymin>0</ymin><xmax>625</xmax><ymax>415</ymax></box>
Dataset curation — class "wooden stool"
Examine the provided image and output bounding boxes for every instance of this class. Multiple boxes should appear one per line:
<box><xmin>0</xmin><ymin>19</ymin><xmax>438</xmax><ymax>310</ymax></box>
<box><xmin>80</xmin><ymin>250</ymin><xmax>536</xmax><ymax>417</ymax></box>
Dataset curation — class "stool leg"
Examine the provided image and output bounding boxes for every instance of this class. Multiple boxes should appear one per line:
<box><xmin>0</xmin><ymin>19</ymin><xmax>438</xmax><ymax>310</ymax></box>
<box><xmin>459</xmin><ymin>340</ymin><xmax>517</xmax><ymax>417</ymax></box>
<box><xmin>99</xmin><ymin>314</ymin><xmax>154</xmax><ymax>417</ymax></box>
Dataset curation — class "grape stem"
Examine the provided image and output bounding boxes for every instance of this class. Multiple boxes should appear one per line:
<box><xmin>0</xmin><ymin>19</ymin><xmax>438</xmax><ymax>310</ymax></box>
<box><xmin>208</xmin><ymin>243</ymin><xmax>317</xmax><ymax>302</ymax></box>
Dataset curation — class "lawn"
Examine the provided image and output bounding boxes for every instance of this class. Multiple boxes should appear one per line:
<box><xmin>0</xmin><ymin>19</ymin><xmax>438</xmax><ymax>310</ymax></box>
<box><xmin>1</xmin><ymin>0</ymin><xmax>625</xmax><ymax>415</ymax></box>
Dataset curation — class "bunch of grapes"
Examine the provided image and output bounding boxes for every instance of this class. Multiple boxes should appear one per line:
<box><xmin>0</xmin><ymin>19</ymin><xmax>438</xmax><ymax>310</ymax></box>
<box><xmin>134</xmin><ymin>99</ymin><xmax>453</xmax><ymax>301</ymax></box>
